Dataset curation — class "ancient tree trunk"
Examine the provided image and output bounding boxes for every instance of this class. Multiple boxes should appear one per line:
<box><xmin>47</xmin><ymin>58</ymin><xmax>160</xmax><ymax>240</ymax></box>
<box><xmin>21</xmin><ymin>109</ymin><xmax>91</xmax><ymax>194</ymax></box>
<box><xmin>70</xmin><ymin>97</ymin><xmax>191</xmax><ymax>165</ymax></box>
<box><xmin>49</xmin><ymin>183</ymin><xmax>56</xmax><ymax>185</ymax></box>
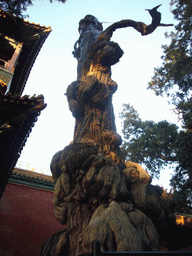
<box><xmin>46</xmin><ymin>7</ymin><xmax>175</xmax><ymax>256</ymax></box>
<box><xmin>67</xmin><ymin>9</ymin><xmax>173</xmax><ymax>164</ymax></box>
<box><xmin>67</xmin><ymin>21</ymin><xmax>124</xmax><ymax>163</ymax></box>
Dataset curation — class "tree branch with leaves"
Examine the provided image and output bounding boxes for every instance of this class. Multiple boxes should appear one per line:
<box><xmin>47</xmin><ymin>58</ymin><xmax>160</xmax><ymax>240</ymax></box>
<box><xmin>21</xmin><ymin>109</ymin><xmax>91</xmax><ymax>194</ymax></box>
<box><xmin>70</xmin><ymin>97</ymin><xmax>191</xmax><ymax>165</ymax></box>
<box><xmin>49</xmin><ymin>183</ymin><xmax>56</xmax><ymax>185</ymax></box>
<box><xmin>120</xmin><ymin>103</ymin><xmax>179</xmax><ymax>178</ymax></box>
<box><xmin>0</xmin><ymin>0</ymin><xmax>67</xmax><ymax>17</ymax></box>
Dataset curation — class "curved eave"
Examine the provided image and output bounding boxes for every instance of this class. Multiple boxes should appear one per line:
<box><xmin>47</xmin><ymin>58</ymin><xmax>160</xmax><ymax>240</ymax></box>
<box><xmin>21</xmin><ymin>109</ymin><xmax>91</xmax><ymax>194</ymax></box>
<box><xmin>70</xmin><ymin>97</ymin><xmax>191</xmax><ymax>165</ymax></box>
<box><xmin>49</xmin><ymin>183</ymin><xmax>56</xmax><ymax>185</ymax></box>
<box><xmin>10</xmin><ymin>29</ymin><xmax>51</xmax><ymax>95</ymax></box>
<box><xmin>0</xmin><ymin>10</ymin><xmax>52</xmax><ymax>95</ymax></box>
<box><xmin>0</xmin><ymin>93</ymin><xmax>47</xmax><ymax>196</ymax></box>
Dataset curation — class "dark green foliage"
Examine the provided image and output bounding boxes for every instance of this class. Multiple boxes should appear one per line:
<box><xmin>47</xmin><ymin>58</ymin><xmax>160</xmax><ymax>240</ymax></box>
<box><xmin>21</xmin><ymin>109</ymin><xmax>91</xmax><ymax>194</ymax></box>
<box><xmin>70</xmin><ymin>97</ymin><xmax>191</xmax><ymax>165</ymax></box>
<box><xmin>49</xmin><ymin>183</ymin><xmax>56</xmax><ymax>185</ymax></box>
<box><xmin>148</xmin><ymin>0</ymin><xmax>192</xmax><ymax>103</ymax></box>
<box><xmin>0</xmin><ymin>0</ymin><xmax>67</xmax><ymax>17</ymax></box>
<box><xmin>146</xmin><ymin>0</ymin><xmax>192</xmax><ymax>194</ymax></box>
<box><xmin>170</xmin><ymin>130</ymin><xmax>192</xmax><ymax>195</ymax></box>
<box><xmin>120</xmin><ymin>103</ymin><xmax>179</xmax><ymax>178</ymax></box>
<box><xmin>120</xmin><ymin>103</ymin><xmax>192</xmax><ymax>206</ymax></box>
<box><xmin>0</xmin><ymin>0</ymin><xmax>33</xmax><ymax>17</ymax></box>
<box><xmin>120</xmin><ymin>1</ymin><xmax>192</xmax><ymax>191</ymax></box>
<box><xmin>119</xmin><ymin>0</ymin><xmax>192</xmax><ymax>200</ymax></box>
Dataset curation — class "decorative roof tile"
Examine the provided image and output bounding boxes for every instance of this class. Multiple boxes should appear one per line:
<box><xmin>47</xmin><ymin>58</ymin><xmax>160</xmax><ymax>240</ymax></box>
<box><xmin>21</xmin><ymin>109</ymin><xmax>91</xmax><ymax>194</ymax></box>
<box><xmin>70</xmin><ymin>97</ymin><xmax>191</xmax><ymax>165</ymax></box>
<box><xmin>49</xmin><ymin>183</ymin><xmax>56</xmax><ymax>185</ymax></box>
<box><xmin>0</xmin><ymin>10</ymin><xmax>52</xmax><ymax>96</ymax></box>
<box><xmin>9</xmin><ymin>168</ymin><xmax>55</xmax><ymax>191</ymax></box>
<box><xmin>0</xmin><ymin>9</ymin><xmax>51</xmax><ymax>197</ymax></box>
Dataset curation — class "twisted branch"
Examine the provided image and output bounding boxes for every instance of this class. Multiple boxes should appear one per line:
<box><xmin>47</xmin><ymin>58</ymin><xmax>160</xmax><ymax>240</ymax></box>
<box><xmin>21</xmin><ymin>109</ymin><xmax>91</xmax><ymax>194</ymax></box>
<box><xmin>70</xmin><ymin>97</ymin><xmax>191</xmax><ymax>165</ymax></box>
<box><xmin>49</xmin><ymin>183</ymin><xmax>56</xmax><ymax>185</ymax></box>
<box><xmin>97</xmin><ymin>4</ymin><xmax>173</xmax><ymax>42</ymax></box>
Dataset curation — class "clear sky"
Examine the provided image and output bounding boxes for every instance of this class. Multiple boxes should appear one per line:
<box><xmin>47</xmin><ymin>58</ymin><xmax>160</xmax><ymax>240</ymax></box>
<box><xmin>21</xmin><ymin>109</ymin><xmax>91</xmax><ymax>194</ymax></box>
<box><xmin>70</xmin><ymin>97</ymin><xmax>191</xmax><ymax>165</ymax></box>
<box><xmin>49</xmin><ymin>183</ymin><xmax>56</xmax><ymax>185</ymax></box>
<box><xmin>16</xmin><ymin>0</ymin><xmax>178</xmax><ymax>189</ymax></box>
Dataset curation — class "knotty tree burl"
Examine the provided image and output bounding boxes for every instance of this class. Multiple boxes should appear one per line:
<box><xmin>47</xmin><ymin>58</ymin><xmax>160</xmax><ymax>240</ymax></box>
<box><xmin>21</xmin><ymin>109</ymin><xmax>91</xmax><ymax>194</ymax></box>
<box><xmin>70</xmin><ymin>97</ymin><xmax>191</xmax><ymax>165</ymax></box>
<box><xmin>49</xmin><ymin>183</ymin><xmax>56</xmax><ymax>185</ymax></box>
<box><xmin>43</xmin><ymin>6</ymin><xmax>175</xmax><ymax>256</ymax></box>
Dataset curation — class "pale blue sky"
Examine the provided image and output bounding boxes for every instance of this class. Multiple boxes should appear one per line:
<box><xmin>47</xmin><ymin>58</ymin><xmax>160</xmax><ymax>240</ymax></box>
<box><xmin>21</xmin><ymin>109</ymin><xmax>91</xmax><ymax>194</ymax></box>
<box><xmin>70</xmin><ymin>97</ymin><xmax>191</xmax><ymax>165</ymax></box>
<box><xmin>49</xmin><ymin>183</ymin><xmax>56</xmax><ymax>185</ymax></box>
<box><xmin>17</xmin><ymin>0</ymin><xmax>177</xmax><ymax>189</ymax></box>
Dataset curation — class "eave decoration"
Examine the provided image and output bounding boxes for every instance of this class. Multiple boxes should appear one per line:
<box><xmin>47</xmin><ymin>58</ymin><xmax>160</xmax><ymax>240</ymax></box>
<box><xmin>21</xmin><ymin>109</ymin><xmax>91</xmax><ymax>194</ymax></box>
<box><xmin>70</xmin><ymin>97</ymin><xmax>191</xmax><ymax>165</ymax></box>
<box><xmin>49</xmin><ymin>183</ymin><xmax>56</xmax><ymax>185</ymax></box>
<box><xmin>0</xmin><ymin>9</ymin><xmax>51</xmax><ymax>197</ymax></box>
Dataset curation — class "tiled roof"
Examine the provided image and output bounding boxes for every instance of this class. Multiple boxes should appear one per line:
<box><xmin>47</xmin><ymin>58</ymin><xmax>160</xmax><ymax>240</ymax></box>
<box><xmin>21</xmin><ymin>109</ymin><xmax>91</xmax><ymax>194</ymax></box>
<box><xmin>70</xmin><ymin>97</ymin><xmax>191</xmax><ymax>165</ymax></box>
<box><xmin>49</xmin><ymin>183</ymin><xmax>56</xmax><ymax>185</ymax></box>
<box><xmin>9</xmin><ymin>168</ymin><xmax>55</xmax><ymax>191</ymax></box>
<box><xmin>0</xmin><ymin>10</ymin><xmax>52</xmax><ymax>95</ymax></box>
<box><xmin>0</xmin><ymin>92</ymin><xmax>47</xmax><ymax>130</ymax></box>
<box><xmin>0</xmin><ymin>93</ymin><xmax>47</xmax><ymax>195</ymax></box>
<box><xmin>0</xmin><ymin>10</ymin><xmax>51</xmax><ymax>197</ymax></box>
<box><xmin>0</xmin><ymin>10</ymin><xmax>51</xmax><ymax>44</ymax></box>
<box><xmin>12</xmin><ymin>168</ymin><xmax>54</xmax><ymax>182</ymax></box>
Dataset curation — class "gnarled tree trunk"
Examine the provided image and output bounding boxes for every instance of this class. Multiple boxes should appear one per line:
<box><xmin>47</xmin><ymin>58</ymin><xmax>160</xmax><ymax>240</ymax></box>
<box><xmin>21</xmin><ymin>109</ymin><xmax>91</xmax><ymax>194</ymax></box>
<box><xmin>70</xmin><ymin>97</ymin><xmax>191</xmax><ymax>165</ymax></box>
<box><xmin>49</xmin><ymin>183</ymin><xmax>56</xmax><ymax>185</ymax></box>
<box><xmin>45</xmin><ymin>8</ymin><xmax>175</xmax><ymax>256</ymax></box>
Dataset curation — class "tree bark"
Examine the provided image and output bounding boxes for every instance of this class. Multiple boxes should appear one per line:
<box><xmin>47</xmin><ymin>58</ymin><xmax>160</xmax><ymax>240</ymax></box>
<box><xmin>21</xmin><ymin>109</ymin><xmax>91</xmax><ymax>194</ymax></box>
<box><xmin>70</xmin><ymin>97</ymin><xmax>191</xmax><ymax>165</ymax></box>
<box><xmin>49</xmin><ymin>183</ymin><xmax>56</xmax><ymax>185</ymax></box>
<box><xmin>49</xmin><ymin>9</ymin><xmax>174</xmax><ymax>256</ymax></box>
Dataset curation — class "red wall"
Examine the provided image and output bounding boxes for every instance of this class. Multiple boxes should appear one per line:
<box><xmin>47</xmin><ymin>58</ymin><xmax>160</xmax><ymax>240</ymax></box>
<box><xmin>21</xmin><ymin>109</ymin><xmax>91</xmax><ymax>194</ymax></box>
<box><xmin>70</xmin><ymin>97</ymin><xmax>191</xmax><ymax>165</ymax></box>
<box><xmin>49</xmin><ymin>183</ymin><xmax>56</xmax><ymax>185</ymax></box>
<box><xmin>0</xmin><ymin>183</ymin><xmax>64</xmax><ymax>256</ymax></box>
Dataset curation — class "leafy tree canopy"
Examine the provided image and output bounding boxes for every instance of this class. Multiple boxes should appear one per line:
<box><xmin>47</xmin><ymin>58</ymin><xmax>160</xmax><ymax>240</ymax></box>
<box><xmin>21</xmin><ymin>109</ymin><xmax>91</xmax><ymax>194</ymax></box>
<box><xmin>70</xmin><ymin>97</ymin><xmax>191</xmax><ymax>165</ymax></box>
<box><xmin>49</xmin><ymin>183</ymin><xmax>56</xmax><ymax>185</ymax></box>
<box><xmin>120</xmin><ymin>1</ymin><xmax>192</xmax><ymax>191</ymax></box>
<box><xmin>147</xmin><ymin>0</ymin><xmax>192</xmax><ymax>191</ymax></box>
<box><xmin>0</xmin><ymin>0</ymin><xmax>67</xmax><ymax>17</ymax></box>
<box><xmin>148</xmin><ymin>0</ymin><xmax>192</xmax><ymax>98</ymax></box>
<box><xmin>119</xmin><ymin>0</ymin><xmax>192</xmax><ymax>206</ymax></box>
<box><xmin>120</xmin><ymin>103</ymin><xmax>192</xmax><ymax>205</ymax></box>
<box><xmin>148</xmin><ymin>0</ymin><xmax>192</xmax><ymax>129</ymax></box>
<box><xmin>120</xmin><ymin>103</ymin><xmax>179</xmax><ymax>179</ymax></box>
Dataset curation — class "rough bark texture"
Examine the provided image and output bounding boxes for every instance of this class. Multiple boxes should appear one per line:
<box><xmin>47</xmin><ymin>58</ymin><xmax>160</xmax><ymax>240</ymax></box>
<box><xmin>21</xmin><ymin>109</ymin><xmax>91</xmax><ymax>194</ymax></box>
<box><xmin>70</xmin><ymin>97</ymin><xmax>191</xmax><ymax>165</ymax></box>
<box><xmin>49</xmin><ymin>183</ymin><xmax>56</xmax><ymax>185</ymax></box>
<box><xmin>49</xmin><ymin>142</ymin><xmax>174</xmax><ymax>255</ymax></box>
<box><xmin>42</xmin><ymin>7</ymin><xmax>175</xmax><ymax>256</ymax></box>
<box><xmin>50</xmin><ymin>142</ymin><xmax>164</xmax><ymax>255</ymax></box>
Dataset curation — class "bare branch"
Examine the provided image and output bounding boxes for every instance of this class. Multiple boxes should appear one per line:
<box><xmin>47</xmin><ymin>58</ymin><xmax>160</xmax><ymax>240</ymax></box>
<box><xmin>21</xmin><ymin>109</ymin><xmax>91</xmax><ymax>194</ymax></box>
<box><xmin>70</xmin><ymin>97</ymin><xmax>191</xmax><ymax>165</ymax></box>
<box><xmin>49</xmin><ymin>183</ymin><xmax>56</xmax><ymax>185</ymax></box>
<box><xmin>97</xmin><ymin>5</ymin><xmax>173</xmax><ymax>42</ymax></box>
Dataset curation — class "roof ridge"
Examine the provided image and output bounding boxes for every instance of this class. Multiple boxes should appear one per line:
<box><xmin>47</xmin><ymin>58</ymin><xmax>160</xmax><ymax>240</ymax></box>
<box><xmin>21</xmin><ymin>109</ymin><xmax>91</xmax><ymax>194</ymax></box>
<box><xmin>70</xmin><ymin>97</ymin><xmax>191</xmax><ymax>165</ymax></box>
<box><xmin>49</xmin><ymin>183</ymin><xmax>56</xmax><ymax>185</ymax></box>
<box><xmin>12</xmin><ymin>167</ymin><xmax>54</xmax><ymax>183</ymax></box>
<box><xmin>24</xmin><ymin>19</ymin><xmax>52</xmax><ymax>31</ymax></box>
<box><xmin>0</xmin><ymin>9</ymin><xmax>52</xmax><ymax>32</ymax></box>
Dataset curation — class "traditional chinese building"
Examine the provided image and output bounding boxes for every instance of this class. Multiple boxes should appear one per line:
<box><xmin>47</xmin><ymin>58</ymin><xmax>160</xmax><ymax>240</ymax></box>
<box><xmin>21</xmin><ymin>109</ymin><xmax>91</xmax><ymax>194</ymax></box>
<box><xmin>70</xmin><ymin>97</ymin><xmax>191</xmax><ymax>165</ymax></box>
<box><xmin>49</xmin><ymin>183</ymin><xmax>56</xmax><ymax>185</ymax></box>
<box><xmin>0</xmin><ymin>168</ymin><xmax>64</xmax><ymax>256</ymax></box>
<box><xmin>0</xmin><ymin>10</ymin><xmax>52</xmax><ymax>197</ymax></box>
